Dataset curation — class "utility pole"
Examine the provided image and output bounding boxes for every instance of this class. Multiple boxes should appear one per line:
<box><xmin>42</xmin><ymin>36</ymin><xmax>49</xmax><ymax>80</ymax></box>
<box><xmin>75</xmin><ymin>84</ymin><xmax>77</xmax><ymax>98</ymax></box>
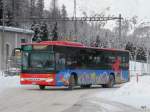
<box><xmin>52</xmin><ymin>0</ymin><xmax>58</xmax><ymax>41</ymax></box>
<box><xmin>53</xmin><ymin>0</ymin><xmax>56</xmax><ymax>21</ymax></box>
<box><xmin>30</xmin><ymin>0</ymin><xmax>35</xmax><ymax>17</ymax></box>
<box><xmin>1</xmin><ymin>0</ymin><xmax>5</xmax><ymax>70</ymax></box>
<box><xmin>119</xmin><ymin>14</ymin><xmax>122</xmax><ymax>38</ymax></box>
<box><xmin>118</xmin><ymin>14</ymin><xmax>122</xmax><ymax>48</ymax></box>
<box><xmin>73</xmin><ymin>0</ymin><xmax>77</xmax><ymax>41</ymax></box>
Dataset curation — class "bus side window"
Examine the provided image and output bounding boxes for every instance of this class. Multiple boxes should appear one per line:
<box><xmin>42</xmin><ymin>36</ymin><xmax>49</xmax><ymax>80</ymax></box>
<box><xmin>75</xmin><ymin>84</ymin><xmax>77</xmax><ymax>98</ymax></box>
<box><xmin>67</xmin><ymin>55</ymin><xmax>78</xmax><ymax>68</ymax></box>
<box><xmin>56</xmin><ymin>53</ymin><xmax>66</xmax><ymax>70</ymax></box>
<box><xmin>101</xmin><ymin>55</ymin><xmax>109</xmax><ymax>64</ymax></box>
<box><xmin>77</xmin><ymin>55</ymin><xmax>87</xmax><ymax>68</ymax></box>
<box><xmin>119</xmin><ymin>53</ymin><xmax>129</xmax><ymax>69</ymax></box>
<box><xmin>103</xmin><ymin>52</ymin><xmax>116</xmax><ymax>64</ymax></box>
<box><xmin>22</xmin><ymin>52</ymin><xmax>28</xmax><ymax>70</ymax></box>
<box><xmin>94</xmin><ymin>56</ymin><xmax>101</xmax><ymax>64</ymax></box>
<box><xmin>109</xmin><ymin>56</ymin><xmax>116</xmax><ymax>64</ymax></box>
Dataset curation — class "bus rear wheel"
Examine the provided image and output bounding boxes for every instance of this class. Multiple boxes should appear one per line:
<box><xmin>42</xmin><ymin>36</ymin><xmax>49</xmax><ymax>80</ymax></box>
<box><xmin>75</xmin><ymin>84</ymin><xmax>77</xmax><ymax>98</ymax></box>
<box><xmin>80</xmin><ymin>84</ymin><xmax>91</xmax><ymax>88</ymax></box>
<box><xmin>39</xmin><ymin>85</ymin><xmax>45</xmax><ymax>90</ymax></box>
<box><xmin>102</xmin><ymin>75</ymin><xmax>115</xmax><ymax>88</ymax></box>
<box><xmin>68</xmin><ymin>75</ymin><xmax>76</xmax><ymax>90</ymax></box>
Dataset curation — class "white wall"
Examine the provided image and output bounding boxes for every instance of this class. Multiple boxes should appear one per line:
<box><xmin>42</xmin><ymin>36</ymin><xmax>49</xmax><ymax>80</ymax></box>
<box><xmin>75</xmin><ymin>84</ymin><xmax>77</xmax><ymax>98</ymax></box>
<box><xmin>0</xmin><ymin>32</ymin><xmax>2</xmax><ymax>71</ymax></box>
<box><xmin>0</xmin><ymin>32</ymin><xmax>33</xmax><ymax>71</ymax></box>
<box><xmin>129</xmin><ymin>61</ymin><xmax>150</xmax><ymax>76</ymax></box>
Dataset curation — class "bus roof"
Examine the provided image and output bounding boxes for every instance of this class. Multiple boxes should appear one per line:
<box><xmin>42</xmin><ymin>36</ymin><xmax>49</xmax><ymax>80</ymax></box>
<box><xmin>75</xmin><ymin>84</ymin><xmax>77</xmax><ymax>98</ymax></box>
<box><xmin>21</xmin><ymin>41</ymin><xmax>129</xmax><ymax>52</ymax></box>
<box><xmin>21</xmin><ymin>41</ymin><xmax>84</xmax><ymax>47</ymax></box>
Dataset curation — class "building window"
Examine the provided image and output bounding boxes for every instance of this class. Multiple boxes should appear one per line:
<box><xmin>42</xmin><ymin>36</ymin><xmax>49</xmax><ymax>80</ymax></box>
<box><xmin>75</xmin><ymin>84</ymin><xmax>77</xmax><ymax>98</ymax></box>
<box><xmin>6</xmin><ymin>44</ymin><xmax>10</xmax><ymax>57</ymax></box>
<box><xmin>21</xmin><ymin>38</ymin><xmax>26</xmax><ymax>43</ymax></box>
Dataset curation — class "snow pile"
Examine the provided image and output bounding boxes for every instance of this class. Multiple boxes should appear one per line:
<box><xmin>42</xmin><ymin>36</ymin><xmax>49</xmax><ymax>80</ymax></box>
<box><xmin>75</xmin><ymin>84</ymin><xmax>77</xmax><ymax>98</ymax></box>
<box><xmin>96</xmin><ymin>76</ymin><xmax>150</xmax><ymax>109</ymax></box>
<box><xmin>0</xmin><ymin>75</ymin><xmax>20</xmax><ymax>93</ymax></box>
<box><xmin>116</xmin><ymin>76</ymin><xmax>150</xmax><ymax>96</ymax></box>
<box><xmin>0</xmin><ymin>26</ymin><xmax>34</xmax><ymax>34</ymax></box>
<box><xmin>0</xmin><ymin>71</ymin><xmax>2</xmax><ymax>76</ymax></box>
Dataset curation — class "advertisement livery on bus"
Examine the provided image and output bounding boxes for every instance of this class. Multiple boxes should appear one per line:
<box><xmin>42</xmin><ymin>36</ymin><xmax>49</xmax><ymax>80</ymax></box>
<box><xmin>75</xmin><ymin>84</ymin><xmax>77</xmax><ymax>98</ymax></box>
<box><xmin>20</xmin><ymin>41</ymin><xmax>129</xmax><ymax>90</ymax></box>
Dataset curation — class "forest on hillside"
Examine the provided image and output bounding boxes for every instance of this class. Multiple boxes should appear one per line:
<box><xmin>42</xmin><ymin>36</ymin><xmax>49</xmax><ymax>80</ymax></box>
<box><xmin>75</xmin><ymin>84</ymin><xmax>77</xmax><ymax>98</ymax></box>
<box><xmin>0</xmin><ymin>0</ymin><xmax>150</xmax><ymax>62</ymax></box>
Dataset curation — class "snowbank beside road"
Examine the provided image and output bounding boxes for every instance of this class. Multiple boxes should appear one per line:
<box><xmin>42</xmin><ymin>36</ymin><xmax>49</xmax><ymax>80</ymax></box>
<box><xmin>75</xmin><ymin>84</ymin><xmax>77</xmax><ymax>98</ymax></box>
<box><xmin>95</xmin><ymin>76</ymin><xmax>150</xmax><ymax>110</ymax></box>
<box><xmin>0</xmin><ymin>75</ymin><xmax>20</xmax><ymax>93</ymax></box>
<box><xmin>0</xmin><ymin>71</ymin><xmax>3</xmax><ymax>76</ymax></box>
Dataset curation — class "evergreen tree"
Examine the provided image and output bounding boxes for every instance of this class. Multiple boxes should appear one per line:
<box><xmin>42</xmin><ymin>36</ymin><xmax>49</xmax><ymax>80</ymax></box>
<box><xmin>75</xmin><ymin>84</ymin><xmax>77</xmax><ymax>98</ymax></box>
<box><xmin>2</xmin><ymin>0</ymin><xmax>15</xmax><ymax>26</ymax></box>
<box><xmin>95</xmin><ymin>35</ymin><xmax>100</xmax><ymax>47</ymax></box>
<box><xmin>61</xmin><ymin>4</ymin><xmax>67</xmax><ymax>37</ymax></box>
<box><xmin>50</xmin><ymin>0</ymin><xmax>57</xmax><ymax>19</ymax></box>
<box><xmin>36</xmin><ymin>0</ymin><xmax>44</xmax><ymax>18</ymax></box>
<box><xmin>52</xmin><ymin>22</ymin><xmax>58</xmax><ymax>41</ymax></box>
<box><xmin>61</xmin><ymin>5</ymin><xmax>67</xmax><ymax>18</ymax></box>
<box><xmin>5</xmin><ymin>10</ymin><xmax>14</xmax><ymax>26</ymax></box>
<box><xmin>48</xmin><ymin>0</ymin><xmax>61</xmax><ymax>40</ymax></box>
<box><xmin>40</xmin><ymin>23</ymin><xmax>48</xmax><ymax>41</ymax></box>
<box><xmin>2</xmin><ymin>0</ymin><xmax>30</xmax><ymax>27</ymax></box>
<box><xmin>49</xmin><ymin>0</ymin><xmax>61</xmax><ymax>20</ymax></box>
<box><xmin>0</xmin><ymin>0</ymin><xmax>3</xmax><ymax>25</ymax></box>
<box><xmin>11</xmin><ymin>0</ymin><xmax>21</xmax><ymax>26</ymax></box>
<box><xmin>137</xmin><ymin>47</ymin><xmax>147</xmax><ymax>61</ymax></box>
<box><xmin>31</xmin><ymin>23</ymin><xmax>40</xmax><ymax>42</ymax></box>
<box><xmin>31</xmin><ymin>23</ymin><xmax>49</xmax><ymax>42</ymax></box>
<box><xmin>125</xmin><ymin>42</ymin><xmax>135</xmax><ymax>60</ymax></box>
<box><xmin>30</xmin><ymin>0</ymin><xmax>36</xmax><ymax>17</ymax></box>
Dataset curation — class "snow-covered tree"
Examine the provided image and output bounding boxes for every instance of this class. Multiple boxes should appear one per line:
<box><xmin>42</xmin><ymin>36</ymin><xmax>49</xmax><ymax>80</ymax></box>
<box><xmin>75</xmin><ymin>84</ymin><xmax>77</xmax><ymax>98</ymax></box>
<box><xmin>49</xmin><ymin>0</ymin><xmax>60</xmax><ymax>19</ymax></box>
<box><xmin>36</xmin><ymin>0</ymin><xmax>44</xmax><ymax>18</ymax></box>
<box><xmin>0</xmin><ymin>0</ymin><xmax>3</xmax><ymax>25</ymax></box>
<box><xmin>30</xmin><ymin>0</ymin><xmax>36</xmax><ymax>17</ymax></box>
<box><xmin>40</xmin><ymin>23</ymin><xmax>48</xmax><ymax>41</ymax></box>
<box><xmin>31</xmin><ymin>23</ymin><xmax>41</xmax><ymax>42</ymax></box>
<box><xmin>60</xmin><ymin>4</ymin><xmax>67</xmax><ymax>38</ymax></box>
<box><xmin>51</xmin><ymin>22</ymin><xmax>58</xmax><ymax>41</ymax></box>
<box><xmin>31</xmin><ymin>22</ymin><xmax>49</xmax><ymax>42</ymax></box>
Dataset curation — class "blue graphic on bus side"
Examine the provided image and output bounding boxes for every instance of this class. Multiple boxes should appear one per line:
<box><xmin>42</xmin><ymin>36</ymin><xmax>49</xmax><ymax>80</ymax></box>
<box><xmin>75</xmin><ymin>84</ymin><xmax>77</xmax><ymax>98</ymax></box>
<box><xmin>56</xmin><ymin>69</ymin><xmax>129</xmax><ymax>86</ymax></box>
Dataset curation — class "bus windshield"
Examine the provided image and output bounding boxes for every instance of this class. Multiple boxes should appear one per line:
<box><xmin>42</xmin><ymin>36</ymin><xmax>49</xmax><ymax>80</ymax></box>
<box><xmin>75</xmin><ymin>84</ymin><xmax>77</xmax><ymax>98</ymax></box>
<box><xmin>22</xmin><ymin>52</ymin><xmax>55</xmax><ymax>71</ymax></box>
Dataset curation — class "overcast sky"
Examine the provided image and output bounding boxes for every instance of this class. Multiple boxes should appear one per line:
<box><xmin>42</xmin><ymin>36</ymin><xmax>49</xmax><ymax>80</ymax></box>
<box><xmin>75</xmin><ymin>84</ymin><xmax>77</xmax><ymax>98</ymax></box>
<box><xmin>44</xmin><ymin>0</ymin><xmax>150</xmax><ymax>22</ymax></box>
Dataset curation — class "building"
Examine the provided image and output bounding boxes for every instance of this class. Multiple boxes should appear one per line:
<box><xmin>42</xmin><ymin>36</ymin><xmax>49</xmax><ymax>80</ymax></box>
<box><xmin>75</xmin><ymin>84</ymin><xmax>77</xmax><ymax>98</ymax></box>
<box><xmin>0</xmin><ymin>26</ymin><xmax>34</xmax><ymax>71</ymax></box>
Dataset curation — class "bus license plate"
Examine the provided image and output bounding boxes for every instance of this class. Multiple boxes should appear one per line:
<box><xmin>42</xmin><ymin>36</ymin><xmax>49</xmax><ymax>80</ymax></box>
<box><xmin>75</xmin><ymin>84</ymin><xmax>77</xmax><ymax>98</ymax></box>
<box><xmin>32</xmin><ymin>82</ymin><xmax>36</xmax><ymax>85</ymax></box>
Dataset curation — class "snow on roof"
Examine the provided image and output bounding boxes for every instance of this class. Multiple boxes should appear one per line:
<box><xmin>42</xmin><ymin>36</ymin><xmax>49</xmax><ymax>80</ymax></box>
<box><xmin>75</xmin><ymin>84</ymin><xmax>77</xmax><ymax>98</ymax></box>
<box><xmin>0</xmin><ymin>26</ymin><xmax>34</xmax><ymax>34</ymax></box>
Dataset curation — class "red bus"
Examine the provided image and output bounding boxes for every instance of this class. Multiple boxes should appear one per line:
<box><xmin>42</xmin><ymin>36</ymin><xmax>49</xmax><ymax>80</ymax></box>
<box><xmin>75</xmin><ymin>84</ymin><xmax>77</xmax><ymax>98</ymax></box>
<box><xmin>19</xmin><ymin>41</ymin><xmax>129</xmax><ymax>90</ymax></box>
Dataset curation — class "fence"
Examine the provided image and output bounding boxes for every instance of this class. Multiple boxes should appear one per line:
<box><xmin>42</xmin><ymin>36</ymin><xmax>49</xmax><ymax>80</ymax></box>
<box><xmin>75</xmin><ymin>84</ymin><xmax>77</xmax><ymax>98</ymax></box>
<box><xmin>129</xmin><ymin>61</ymin><xmax>150</xmax><ymax>76</ymax></box>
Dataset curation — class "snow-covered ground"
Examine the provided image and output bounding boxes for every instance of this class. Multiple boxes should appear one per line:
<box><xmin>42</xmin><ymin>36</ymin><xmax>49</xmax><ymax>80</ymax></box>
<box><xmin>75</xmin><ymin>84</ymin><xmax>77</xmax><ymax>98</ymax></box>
<box><xmin>0</xmin><ymin>61</ymin><xmax>150</xmax><ymax>111</ymax></box>
<box><xmin>0</xmin><ymin>72</ymin><xmax>20</xmax><ymax>93</ymax></box>
<box><xmin>95</xmin><ymin>76</ymin><xmax>150</xmax><ymax>110</ymax></box>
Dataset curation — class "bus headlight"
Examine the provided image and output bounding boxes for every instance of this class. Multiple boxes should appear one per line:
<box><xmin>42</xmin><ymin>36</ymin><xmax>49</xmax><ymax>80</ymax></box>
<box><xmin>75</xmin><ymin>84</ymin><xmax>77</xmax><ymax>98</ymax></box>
<box><xmin>21</xmin><ymin>78</ymin><xmax>25</xmax><ymax>81</ymax></box>
<box><xmin>46</xmin><ymin>79</ymin><xmax>54</xmax><ymax>82</ymax></box>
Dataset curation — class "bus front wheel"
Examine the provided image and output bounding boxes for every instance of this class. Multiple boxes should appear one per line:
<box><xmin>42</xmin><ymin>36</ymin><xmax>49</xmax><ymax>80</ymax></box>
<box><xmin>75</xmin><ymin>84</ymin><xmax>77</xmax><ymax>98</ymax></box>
<box><xmin>102</xmin><ymin>75</ymin><xmax>115</xmax><ymax>88</ymax></box>
<box><xmin>39</xmin><ymin>85</ymin><xmax>45</xmax><ymax>90</ymax></box>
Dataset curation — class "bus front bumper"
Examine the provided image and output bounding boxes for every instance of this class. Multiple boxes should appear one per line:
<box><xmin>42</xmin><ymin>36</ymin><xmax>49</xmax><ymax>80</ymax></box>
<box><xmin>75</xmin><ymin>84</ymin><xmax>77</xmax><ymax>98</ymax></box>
<box><xmin>20</xmin><ymin>73</ymin><xmax>56</xmax><ymax>86</ymax></box>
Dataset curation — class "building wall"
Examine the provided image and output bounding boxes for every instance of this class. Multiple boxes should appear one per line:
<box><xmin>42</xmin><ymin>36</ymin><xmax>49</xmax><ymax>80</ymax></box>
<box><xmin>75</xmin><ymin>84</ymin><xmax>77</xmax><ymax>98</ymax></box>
<box><xmin>130</xmin><ymin>61</ymin><xmax>150</xmax><ymax>76</ymax></box>
<box><xmin>0</xmin><ymin>32</ymin><xmax>2</xmax><ymax>71</ymax></box>
<box><xmin>0</xmin><ymin>30</ymin><xmax>33</xmax><ymax>71</ymax></box>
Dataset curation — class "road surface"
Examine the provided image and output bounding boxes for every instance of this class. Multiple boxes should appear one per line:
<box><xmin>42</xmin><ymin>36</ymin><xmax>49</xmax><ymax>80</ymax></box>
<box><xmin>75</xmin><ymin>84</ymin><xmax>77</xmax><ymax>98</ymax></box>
<box><xmin>0</xmin><ymin>86</ymin><xmax>140</xmax><ymax>112</ymax></box>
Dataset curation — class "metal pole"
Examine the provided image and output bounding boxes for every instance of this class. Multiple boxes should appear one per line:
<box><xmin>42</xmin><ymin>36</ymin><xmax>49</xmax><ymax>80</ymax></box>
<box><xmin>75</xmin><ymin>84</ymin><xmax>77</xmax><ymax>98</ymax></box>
<box><xmin>53</xmin><ymin>0</ymin><xmax>56</xmax><ymax>21</ymax></box>
<box><xmin>118</xmin><ymin>14</ymin><xmax>122</xmax><ymax>48</ymax></box>
<box><xmin>1</xmin><ymin>0</ymin><xmax>5</xmax><ymax>70</ymax></box>
<box><xmin>147</xmin><ymin>50</ymin><xmax>149</xmax><ymax>74</ymax></box>
<box><xmin>74</xmin><ymin>0</ymin><xmax>77</xmax><ymax>41</ymax></box>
